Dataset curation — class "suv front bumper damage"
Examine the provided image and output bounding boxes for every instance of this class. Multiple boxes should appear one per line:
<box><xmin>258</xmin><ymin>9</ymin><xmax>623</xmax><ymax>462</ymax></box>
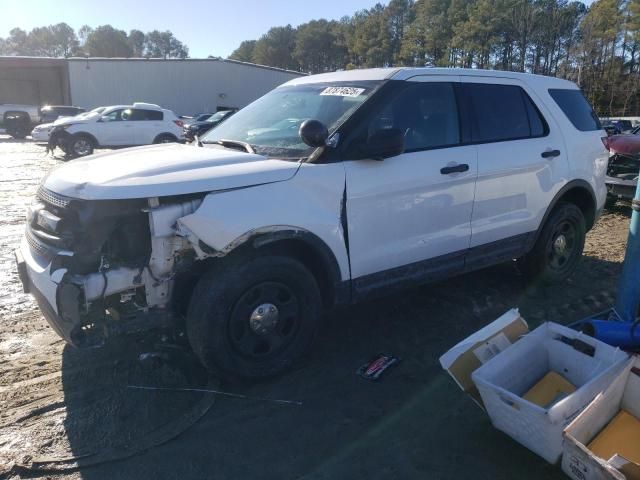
<box><xmin>15</xmin><ymin>236</ymin><xmax>80</xmax><ymax>343</ymax></box>
<box><xmin>17</xmin><ymin>193</ymin><xmax>205</xmax><ymax>347</ymax></box>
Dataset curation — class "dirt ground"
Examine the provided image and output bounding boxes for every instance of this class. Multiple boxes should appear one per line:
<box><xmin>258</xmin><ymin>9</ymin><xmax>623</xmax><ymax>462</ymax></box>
<box><xmin>0</xmin><ymin>135</ymin><xmax>631</xmax><ymax>480</ymax></box>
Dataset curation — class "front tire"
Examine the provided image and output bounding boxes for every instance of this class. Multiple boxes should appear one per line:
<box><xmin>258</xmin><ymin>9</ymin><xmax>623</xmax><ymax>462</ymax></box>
<box><xmin>187</xmin><ymin>255</ymin><xmax>322</xmax><ymax>380</ymax></box>
<box><xmin>69</xmin><ymin>134</ymin><xmax>95</xmax><ymax>158</ymax></box>
<box><xmin>519</xmin><ymin>202</ymin><xmax>586</xmax><ymax>284</ymax></box>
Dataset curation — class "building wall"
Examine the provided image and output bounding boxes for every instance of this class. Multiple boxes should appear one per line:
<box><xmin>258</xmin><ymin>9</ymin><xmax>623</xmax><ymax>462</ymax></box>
<box><xmin>67</xmin><ymin>59</ymin><xmax>303</xmax><ymax>116</ymax></box>
<box><xmin>0</xmin><ymin>57</ymin><xmax>69</xmax><ymax>106</ymax></box>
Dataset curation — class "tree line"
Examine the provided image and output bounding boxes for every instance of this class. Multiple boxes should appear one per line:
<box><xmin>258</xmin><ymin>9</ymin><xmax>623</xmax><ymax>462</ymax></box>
<box><xmin>229</xmin><ymin>0</ymin><xmax>640</xmax><ymax>117</ymax></box>
<box><xmin>1</xmin><ymin>0</ymin><xmax>638</xmax><ymax>116</ymax></box>
<box><xmin>0</xmin><ymin>24</ymin><xmax>189</xmax><ymax>59</ymax></box>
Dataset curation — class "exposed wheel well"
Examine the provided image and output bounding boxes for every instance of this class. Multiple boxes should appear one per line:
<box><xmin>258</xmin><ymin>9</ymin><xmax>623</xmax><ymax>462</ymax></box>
<box><xmin>173</xmin><ymin>234</ymin><xmax>344</xmax><ymax>314</ymax></box>
<box><xmin>557</xmin><ymin>186</ymin><xmax>596</xmax><ymax>230</ymax></box>
<box><xmin>248</xmin><ymin>238</ymin><xmax>338</xmax><ymax>308</ymax></box>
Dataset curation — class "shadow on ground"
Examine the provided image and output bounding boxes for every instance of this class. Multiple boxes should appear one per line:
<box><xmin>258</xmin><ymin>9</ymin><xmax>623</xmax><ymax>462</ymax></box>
<box><xmin>25</xmin><ymin>252</ymin><xmax>621</xmax><ymax>480</ymax></box>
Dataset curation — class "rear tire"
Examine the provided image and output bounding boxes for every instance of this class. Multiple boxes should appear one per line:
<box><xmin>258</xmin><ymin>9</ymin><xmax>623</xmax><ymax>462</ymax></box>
<box><xmin>153</xmin><ymin>133</ymin><xmax>177</xmax><ymax>144</ymax></box>
<box><xmin>519</xmin><ymin>202</ymin><xmax>586</xmax><ymax>284</ymax></box>
<box><xmin>186</xmin><ymin>255</ymin><xmax>322</xmax><ymax>380</ymax></box>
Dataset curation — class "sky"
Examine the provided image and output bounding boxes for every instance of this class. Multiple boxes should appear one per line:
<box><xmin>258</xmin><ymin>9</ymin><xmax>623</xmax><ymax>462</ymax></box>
<box><xmin>0</xmin><ymin>0</ymin><xmax>382</xmax><ymax>58</ymax></box>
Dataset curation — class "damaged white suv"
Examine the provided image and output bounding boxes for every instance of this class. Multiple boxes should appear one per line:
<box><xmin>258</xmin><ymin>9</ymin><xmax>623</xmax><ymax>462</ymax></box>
<box><xmin>16</xmin><ymin>68</ymin><xmax>608</xmax><ymax>379</ymax></box>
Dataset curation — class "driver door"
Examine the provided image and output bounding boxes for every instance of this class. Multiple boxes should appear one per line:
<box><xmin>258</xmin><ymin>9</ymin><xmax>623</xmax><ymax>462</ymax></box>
<box><xmin>98</xmin><ymin>108</ymin><xmax>135</xmax><ymax>146</ymax></box>
<box><xmin>343</xmin><ymin>76</ymin><xmax>478</xmax><ymax>295</ymax></box>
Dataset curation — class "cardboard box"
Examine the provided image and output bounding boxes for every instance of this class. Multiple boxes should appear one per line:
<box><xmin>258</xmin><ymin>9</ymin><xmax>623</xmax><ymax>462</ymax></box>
<box><xmin>441</xmin><ymin>309</ymin><xmax>630</xmax><ymax>464</ymax></box>
<box><xmin>439</xmin><ymin>309</ymin><xmax>529</xmax><ymax>408</ymax></box>
<box><xmin>563</xmin><ymin>357</ymin><xmax>640</xmax><ymax>480</ymax></box>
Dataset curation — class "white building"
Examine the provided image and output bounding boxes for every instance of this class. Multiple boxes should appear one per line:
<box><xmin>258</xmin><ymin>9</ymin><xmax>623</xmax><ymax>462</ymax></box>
<box><xmin>67</xmin><ymin>58</ymin><xmax>304</xmax><ymax>115</ymax></box>
<box><xmin>0</xmin><ymin>57</ymin><xmax>305</xmax><ymax>116</ymax></box>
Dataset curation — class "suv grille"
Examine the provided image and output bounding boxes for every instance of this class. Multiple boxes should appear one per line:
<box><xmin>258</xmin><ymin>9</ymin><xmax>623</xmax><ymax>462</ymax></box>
<box><xmin>26</xmin><ymin>227</ymin><xmax>56</xmax><ymax>260</ymax></box>
<box><xmin>37</xmin><ymin>186</ymin><xmax>71</xmax><ymax>209</ymax></box>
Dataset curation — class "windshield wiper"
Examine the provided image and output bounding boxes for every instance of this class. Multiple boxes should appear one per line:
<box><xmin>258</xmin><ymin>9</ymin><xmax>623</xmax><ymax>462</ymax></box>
<box><xmin>204</xmin><ymin>139</ymin><xmax>255</xmax><ymax>154</ymax></box>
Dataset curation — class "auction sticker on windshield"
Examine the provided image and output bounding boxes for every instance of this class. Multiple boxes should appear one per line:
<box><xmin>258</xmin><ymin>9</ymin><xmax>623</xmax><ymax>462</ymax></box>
<box><xmin>320</xmin><ymin>86</ymin><xmax>365</xmax><ymax>97</ymax></box>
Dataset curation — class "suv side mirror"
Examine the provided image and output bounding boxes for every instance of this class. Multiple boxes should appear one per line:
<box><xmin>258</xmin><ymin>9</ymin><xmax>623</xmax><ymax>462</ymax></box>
<box><xmin>299</xmin><ymin>119</ymin><xmax>329</xmax><ymax>148</ymax></box>
<box><xmin>365</xmin><ymin>128</ymin><xmax>405</xmax><ymax>160</ymax></box>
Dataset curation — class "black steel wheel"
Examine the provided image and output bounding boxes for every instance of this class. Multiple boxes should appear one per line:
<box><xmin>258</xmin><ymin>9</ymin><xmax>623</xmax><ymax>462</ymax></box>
<box><xmin>520</xmin><ymin>201</ymin><xmax>586</xmax><ymax>283</ymax></box>
<box><xmin>228</xmin><ymin>282</ymin><xmax>301</xmax><ymax>359</ymax></box>
<box><xmin>186</xmin><ymin>255</ymin><xmax>322</xmax><ymax>380</ymax></box>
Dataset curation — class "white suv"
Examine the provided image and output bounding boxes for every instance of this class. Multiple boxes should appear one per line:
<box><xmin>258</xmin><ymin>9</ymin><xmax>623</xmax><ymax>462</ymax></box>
<box><xmin>16</xmin><ymin>68</ymin><xmax>608</xmax><ymax>379</ymax></box>
<box><xmin>49</xmin><ymin>102</ymin><xmax>184</xmax><ymax>157</ymax></box>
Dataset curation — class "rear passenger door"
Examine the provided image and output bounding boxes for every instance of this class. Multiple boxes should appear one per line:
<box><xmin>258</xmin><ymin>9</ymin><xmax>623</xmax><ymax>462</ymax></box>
<box><xmin>460</xmin><ymin>78</ymin><xmax>570</xmax><ymax>267</ymax></box>
<box><xmin>344</xmin><ymin>76</ymin><xmax>478</xmax><ymax>292</ymax></box>
<box><xmin>130</xmin><ymin>108</ymin><xmax>164</xmax><ymax>145</ymax></box>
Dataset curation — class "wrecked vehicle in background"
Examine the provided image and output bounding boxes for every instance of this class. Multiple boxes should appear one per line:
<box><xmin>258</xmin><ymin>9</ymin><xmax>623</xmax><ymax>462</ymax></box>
<box><xmin>603</xmin><ymin>131</ymin><xmax>640</xmax><ymax>205</ymax></box>
<box><xmin>15</xmin><ymin>67</ymin><xmax>607</xmax><ymax>380</ymax></box>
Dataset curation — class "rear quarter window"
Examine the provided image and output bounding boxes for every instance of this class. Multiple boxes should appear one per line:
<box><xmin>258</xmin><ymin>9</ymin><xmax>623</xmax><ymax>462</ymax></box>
<box><xmin>131</xmin><ymin>109</ymin><xmax>163</xmax><ymax>121</ymax></box>
<box><xmin>464</xmin><ymin>83</ymin><xmax>548</xmax><ymax>143</ymax></box>
<box><xmin>548</xmin><ymin>89</ymin><xmax>601</xmax><ymax>131</ymax></box>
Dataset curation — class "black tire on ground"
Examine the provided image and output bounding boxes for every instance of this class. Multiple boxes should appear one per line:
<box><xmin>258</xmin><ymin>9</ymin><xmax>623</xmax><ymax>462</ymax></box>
<box><xmin>69</xmin><ymin>134</ymin><xmax>95</xmax><ymax>158</ymax></box>
<box><xmin>186</xmin><ymin>255</ymin><xmax>322</xmax><ymax>380</ymax></box>
<box><xmin>153</xmin><ymin>133</ymin><xmax>177</xmax><ymax>144</ymax></box>
<box><xmin>519</xmin><ymin>201</ymin><xmax>586</xmax><ymax>284</ymax></box>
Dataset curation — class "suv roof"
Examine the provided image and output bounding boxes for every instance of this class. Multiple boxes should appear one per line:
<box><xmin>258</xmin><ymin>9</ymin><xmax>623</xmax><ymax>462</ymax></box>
<box><xmin>132</xmin><ymin>102</ymin><xmax>162</xmax><ymax>110</ymax></box>
<box><xmin>283</xmin><ymin>67</ymin><xmax>578</xmax><ymax>90</ymax></box>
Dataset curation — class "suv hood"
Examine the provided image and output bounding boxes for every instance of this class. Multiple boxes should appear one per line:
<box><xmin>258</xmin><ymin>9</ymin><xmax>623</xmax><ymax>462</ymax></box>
<box><xmin>43</xmin><ymin>143</ymin><xmax>301</xmax><ymax>200</ymax></box>
<box><xmin>53</xmin><ymin>112</ymin><xmax>100</xmax><ymax>126</ymax></box>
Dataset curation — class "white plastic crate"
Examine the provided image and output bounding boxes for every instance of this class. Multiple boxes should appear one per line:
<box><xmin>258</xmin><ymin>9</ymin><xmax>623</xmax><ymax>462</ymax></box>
<box><xmin>471</xmin><ymin>322</ymin><xmax>629</xmax><ymax>464</ymax></box>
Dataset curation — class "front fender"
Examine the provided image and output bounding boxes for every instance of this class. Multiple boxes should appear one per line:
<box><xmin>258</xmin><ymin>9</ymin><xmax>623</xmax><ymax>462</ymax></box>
<box><xmin>176</xmin><ymin>162</ymin><xmax>350</xmax><ymax>281</ymax></box>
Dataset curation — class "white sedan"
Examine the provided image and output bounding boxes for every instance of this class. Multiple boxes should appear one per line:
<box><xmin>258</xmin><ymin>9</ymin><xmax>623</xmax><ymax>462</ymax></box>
<box><xmin>31</xmin><ymin>122</ymin><xmax>54</xmax><ymax>142</ymax></box>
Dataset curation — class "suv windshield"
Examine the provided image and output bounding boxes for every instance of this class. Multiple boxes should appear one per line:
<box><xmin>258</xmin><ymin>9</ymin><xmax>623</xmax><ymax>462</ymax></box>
<box><xmin>201</xmin><ymin>81</ymin><xmax>381</xmax><ymax>159</ymax></box>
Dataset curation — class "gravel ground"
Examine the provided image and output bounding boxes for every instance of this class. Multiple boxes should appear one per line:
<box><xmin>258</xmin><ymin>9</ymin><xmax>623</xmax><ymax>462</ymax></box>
<box><xmin>0</xmin><ymin>136</ymin><xmax>631</xmax><ymax>479</ymax></box>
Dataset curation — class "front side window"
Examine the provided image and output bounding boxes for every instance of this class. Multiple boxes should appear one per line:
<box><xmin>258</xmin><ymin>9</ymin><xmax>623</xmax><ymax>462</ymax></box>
<box><xmin>201</xmin><ymin>81</ymin><xmax>381</xmax><ymax>159</ymax></box>
<box><xmin>465</xmin><ymin>83</ymin><xmax>547</xmax><ymax>143</ymax></box>
<box><xmin>101</xmin><ymin>109</ymin><xmax>125</xmax><ymax>122</ymax></box>
<box><xmin>345</xmin><ymin>81</ymin><xmax>460</xmax><ymax>158</ymax></box>
<box><xmin>372</xmin><ymin>82</ymin><xmax>459</xmax><ymax>151</ymax></box>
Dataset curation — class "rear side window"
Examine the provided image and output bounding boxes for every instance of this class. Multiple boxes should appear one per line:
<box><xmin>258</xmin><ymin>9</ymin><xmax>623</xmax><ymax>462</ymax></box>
<box><xmin>130</xmin><ymin>109</ymin><xmax>163</xmax><ymax>121</ymax></box>
<box><xmin>465</xmin><ymin>83</ymin><xmax>548</xmax><ymax>143</ymax></box>
<box><xmin>548</xmin><ymin>89</ymin><xmax>601</xmax><ymax>131</ymax></box>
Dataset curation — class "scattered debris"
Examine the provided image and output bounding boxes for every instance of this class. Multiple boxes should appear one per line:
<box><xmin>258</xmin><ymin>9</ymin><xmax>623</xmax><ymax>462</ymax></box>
<box><xmin>356</xmin><ymin>354</ymin><xmax>400</xmax><ymax>381</ymax></box>
<box><xmin>128</xmin><ymin>385</ymin><xmax>303</xmax><ymax>406</ymax></box>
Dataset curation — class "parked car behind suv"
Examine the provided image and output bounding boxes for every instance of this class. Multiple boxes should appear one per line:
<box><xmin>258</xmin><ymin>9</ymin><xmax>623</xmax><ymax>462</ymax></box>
<box><xmin>16</xmin><ymin>68</ymin><xmax>607</xmax><ymax>380</ymax></box>
<box><xmin>184</xmin><ymin>109</ymin><xmax>237</xmax><ymax>141</ymax></box>
<box><xmin>39</xmin><ymin>105</ymin><xmax>86</xmax><ymax>124</ymax></box>
<box><xmin>32</xmin><ymin>106</ymin><xmax>93</xmax><ymax>142</ymax></box>
<box><xmin>48</xmin><ymin>102</ymin><xmax>184</xmax><ymax>158</ymax></box>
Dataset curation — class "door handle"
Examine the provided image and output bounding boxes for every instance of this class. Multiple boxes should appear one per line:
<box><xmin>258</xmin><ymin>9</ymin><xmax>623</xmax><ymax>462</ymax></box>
<box><xmin>440</xmin><ymin>163</ymin><xmax>469</xmax><ymax>175</ymax></box>
<box><xmin>541</xmin><ymin>149</ymin><xmax>561</xmax><ymax>159</ymax></box>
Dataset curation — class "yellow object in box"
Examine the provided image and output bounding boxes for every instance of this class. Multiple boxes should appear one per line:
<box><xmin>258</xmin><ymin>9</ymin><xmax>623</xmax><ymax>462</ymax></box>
<box><xmin>588</xmin><ymin>410</ymin><xmax>640</xmax><ymax>465</ymax></box>
<box><xmin>522</xmin><ymin>371</ymin><xmax>576</xmax><ymax>409</ymax></box>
